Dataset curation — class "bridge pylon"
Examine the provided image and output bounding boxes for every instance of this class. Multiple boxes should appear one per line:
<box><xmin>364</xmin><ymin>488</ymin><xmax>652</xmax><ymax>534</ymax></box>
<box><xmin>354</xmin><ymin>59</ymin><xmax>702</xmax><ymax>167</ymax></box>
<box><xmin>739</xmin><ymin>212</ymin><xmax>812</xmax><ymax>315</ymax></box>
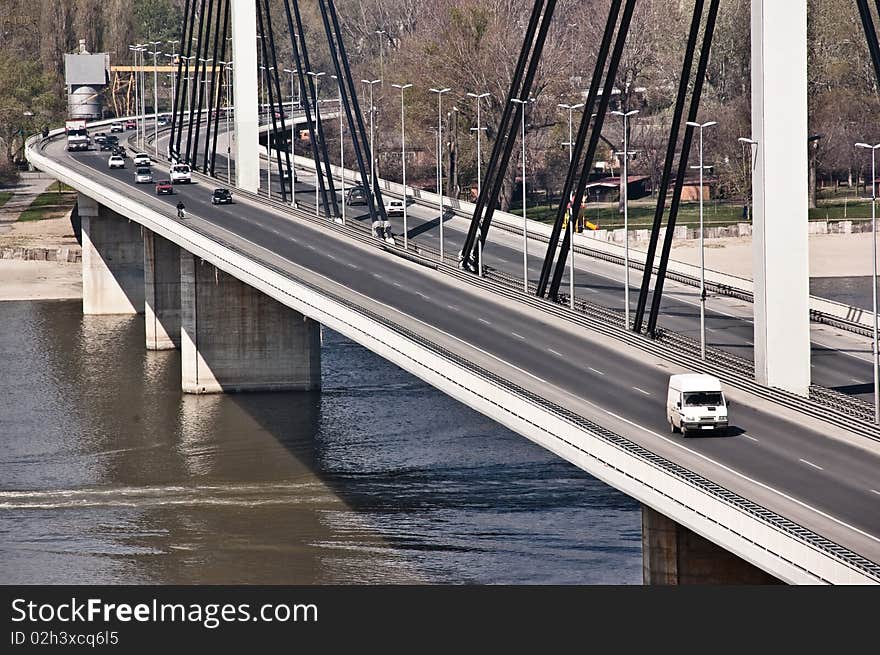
<box><xmin>750</xmin><ymin>0</ymin><xmax>811</xmax><ymax>395</ymax></box>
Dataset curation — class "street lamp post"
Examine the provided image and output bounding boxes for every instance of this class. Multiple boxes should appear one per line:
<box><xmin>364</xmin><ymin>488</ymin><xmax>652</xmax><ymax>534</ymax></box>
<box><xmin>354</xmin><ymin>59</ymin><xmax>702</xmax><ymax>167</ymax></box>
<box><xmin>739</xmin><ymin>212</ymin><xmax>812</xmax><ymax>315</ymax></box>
<box><xmin>467</xmin><ymin>92</ymin><xmax>490</xmax><ymax>197</ymax></box>
<box><xmin>166</xmin><ymin>41</ymin><xmax>179</xmax><ymax>111</ymax></box>
<box><xmin>331</xmin><ymin>74</ymin><xmax>345</xmax><ymax>224</ymax></box>
<box><xmin>857</xmin><ymin>141</ymin><xmax>880</xmax><ymax>424</ymax></box>
<box><xmin>283</xmin><ymin>67</ymin><xmax>297</xmax><ymax>201</ymax></box>
<box><xmin>128</xmin><ymin>45</ymin><xmax>143</xmax><ymax>148</ymax></box>
<box><xmin>613</xmin><ymin>109</ymin><xmax>640</xmax><ymax>327</ymax></box>
<box><xmin>391</xmin><ymin>83</ymin><xmax>412</xmax><ymax>249</ymax></box>
<box><xmin>307</xmin><ymin>71</ymin><xmax>325</xmax><ymax>217</ymax></box>
<box><xmin>149</xmin><ymin>43</ymin><xmax>162</xmax><ymax>148</ymax></box>
<box><xmin>558</xmin><ymin>102</ymin><xmax>584</xmax><ymax>164</ymax></box>
<box><xmin>218</xmin><ymin>61</ymin><xmax>233</xmax><ymax>184</ymax></box>
<box><xmin>511</xmin><ymin>97</ymin><xmax>533</xmax><ymax>292</ymax></box>
<box><xmin>687</xmin><ymin>120</ymin><xmax>718</xmax><ymax>360</ymax></box>
<box><xmin>361</xmin><ymin>79</ymin><xmax>381</xmax><ymax>191</ymax></box>
<box><xmin>260</xmin><ymin>64</ymin><xmax>275</xmax><ymax>198</ymax></box>
<box><xmin>375</xmin><ymin>30</ymin><xmax>386</xmax><ymax>85</ymax></box>
<box><xmin>430</xmin><ymin>87</ymin><xmax>451</xmax><ymax>260</ymax></box>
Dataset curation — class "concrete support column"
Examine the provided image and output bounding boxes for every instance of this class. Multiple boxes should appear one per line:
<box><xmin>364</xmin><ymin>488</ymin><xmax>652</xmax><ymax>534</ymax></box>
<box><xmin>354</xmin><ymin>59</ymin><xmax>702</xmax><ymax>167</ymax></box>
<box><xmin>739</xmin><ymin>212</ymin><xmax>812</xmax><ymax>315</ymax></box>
<box><xmin>641</xmin><ymin>505</ymin><xmax>781</xmax><ymax>585</ymax></box>
<box><xmin>180</xmin><ymin>253</ymin><xmax>321</xmax><ymax>393</ymax></box>
<box><xmin>79</xmin><ymin>194</ymin><xmax>144</xmax><ymax>315</ymax></box>
<box><xmin>144</xmin><ymin>230</ymin><xmax>181</xmax><ymax>350</ymax></box>
<box><xmin>230</xmin><ymin>0</ymin><xmax>259</xmax><ymax>192</ymax></box>
<box><xmin>751</xmin><ymin>0</ymin><xmax>811</xmax><ymax>395</ymax></box>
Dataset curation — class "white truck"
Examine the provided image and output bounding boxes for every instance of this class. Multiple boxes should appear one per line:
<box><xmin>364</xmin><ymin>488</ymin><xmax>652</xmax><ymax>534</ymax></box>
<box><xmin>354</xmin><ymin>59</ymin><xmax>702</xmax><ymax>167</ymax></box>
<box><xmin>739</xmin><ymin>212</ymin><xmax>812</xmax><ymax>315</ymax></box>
<box><xmin>667</xmin><ymin>374</ymin><xmax>730</xmax><ymax>437</ymax></box>
<box><xmin>65</xmin><ymin>119</ymin><xmax>89</xmax><ymax>152</ymax></box>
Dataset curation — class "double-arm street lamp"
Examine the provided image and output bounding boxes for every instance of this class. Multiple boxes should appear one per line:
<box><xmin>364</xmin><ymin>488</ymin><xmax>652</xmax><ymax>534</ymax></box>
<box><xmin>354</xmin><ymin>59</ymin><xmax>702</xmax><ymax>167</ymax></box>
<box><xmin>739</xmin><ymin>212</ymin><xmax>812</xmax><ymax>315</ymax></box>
<box><xmin>361</xmin><ymin>79</ymin><xmax>381</xmax><ymax>190</ymax></box>
<box><xmin>511</xmin><ymin>97</ymin><xmax>534</xmax><ymax>292</ymax></box>
<box><xmin>558</xmin><ymin>102</ymin><xmax>584</xmax><ymax>164</ymax></box>
<box><xmin>307</xmin><ymin>71</ymin><xmax>325</xmax><ymax>217</ymax></box>
<box><xmin>467</xmin><ymin>92</ymin><xmax>491</xmax><ymax>196</ymax></box>
<box><xmin>686</xmin><ymin>119</ymin><xmax>717</xmax><ymax>360</ymax></box>
<box><xmin>612</xmin><ymin>109</ymin><xmax>639</xmax><ymax>327</ymax></box>
<box><xmin>857</xmin><ymin>141</ymin><xmax>880</xmax><ymax>423</ymax></box>
<box><xmin>391</xmin><ymin>82</ymin><xmax>413</xmax><ymax>249</ymax></box>
<box><xmin>430</xmin><ymin>87</ymin><xmax>451</xmax><ymax>260</ymax></box>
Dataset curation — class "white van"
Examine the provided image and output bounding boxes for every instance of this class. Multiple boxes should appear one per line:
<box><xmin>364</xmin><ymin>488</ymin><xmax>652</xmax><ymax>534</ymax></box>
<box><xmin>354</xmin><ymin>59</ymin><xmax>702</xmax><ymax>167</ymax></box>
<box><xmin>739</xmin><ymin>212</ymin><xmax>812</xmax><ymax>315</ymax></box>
<box><xmin>667</xmin><ymin>374</ymin><xmax>729</xmax><ymax>436</ymax></box>
<box><xmin>170</xmin><ymin>164</ymin><xmax>192</xmax><ymax>184</ymax></box>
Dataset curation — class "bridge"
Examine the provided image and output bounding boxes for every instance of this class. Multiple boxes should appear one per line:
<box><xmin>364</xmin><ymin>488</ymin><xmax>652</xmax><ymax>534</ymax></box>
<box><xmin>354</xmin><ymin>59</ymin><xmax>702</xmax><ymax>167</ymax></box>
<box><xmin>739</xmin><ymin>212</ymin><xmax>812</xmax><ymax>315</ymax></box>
<box><xmin>26</xmin><ymin>0</ymin><xmax>880</xmax><ymax>584</ymax></box>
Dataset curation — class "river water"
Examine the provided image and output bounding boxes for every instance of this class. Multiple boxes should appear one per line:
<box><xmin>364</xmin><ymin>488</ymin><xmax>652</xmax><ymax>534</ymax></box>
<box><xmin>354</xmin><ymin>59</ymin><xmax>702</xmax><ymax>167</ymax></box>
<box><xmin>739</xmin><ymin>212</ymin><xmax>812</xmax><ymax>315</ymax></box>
<box><xmin>0</xmin><ymin>299</ymin><xmax>641</xmax><ymax>584</ymax></box>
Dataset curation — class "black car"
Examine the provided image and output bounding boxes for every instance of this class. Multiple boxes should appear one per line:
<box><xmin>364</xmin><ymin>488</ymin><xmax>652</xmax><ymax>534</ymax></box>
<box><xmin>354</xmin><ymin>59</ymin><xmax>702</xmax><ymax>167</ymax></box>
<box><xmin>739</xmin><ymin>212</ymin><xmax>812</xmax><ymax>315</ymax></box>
<box><xmin>346</xmin><ymin>185</ymin><xmax>367</xmax><ymax>206</ymax></box>
<box><xmin>99</xmin><ymin>136</ymin><xmax>118</xmax><ymax>151</ymax></box>
<box><xmin>211</xmin><ymin>188</ymin><xmax>233</xmax><ymax>205</ymax></box>
<box><xmin>93</xmin><ymin>132</ymin><xmax>107</xmax><ymax>144</ymax></box>
<box><xmin>112</xmin><ymin>146</ymin><xmax>127</xmax><ymax>158</ymax></box>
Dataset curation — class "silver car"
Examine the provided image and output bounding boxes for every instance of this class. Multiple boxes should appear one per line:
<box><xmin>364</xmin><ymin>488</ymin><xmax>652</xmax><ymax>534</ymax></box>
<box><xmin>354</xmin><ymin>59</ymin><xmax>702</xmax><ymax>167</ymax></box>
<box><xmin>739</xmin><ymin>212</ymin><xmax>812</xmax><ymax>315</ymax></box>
<box><xmin>135</xmin><ymin>167</ymin><xmax>153</xmax><ymax>184</ymax></box>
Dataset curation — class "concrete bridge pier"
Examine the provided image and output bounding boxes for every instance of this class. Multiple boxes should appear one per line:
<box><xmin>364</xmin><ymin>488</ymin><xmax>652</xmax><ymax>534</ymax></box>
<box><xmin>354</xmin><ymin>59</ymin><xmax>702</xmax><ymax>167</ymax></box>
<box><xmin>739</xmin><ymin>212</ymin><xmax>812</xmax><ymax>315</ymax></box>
<box><xmin>79</xmin><ymin>194</ymin><xmax>144</xmax><ymax>315</ymax></box>
<box><xmin>641</xmin><ymin>505</ymin><xmax>781</xmax><ymax>584</ymax></box>
<box><xmin>144</xmin><ymin>231</ymin><xmax>181</xmax><ymax>350</ymax></box>
<box><xmin>180</xmin><ymin>253</ymin><xmax>321</xmax><ymax>393</ymax></box>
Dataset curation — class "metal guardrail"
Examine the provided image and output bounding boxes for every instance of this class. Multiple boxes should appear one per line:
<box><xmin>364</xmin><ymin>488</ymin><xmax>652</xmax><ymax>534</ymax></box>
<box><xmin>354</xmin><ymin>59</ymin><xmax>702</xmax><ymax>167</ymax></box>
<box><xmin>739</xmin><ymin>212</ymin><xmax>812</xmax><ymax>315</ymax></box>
<box><xmin>46</xmin><ymin>127</ymin><xmax>880</xmax><ymax>581</ymax></box>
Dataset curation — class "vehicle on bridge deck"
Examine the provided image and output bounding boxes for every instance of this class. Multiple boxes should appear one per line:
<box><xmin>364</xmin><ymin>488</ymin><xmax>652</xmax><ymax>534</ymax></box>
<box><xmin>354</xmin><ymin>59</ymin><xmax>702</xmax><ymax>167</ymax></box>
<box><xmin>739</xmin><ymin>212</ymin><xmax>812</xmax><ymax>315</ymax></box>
<box><xmin>133</xmin><ymin>153</ymin><xmax>152</xmax><ymax>168</ymax></box>
<box><xmin>135</xmin><ymin>167</ymin><xmax>153</xmax><ymax>184</ymax></box>
<box><xmin>110</xmin><ymin>122</ymin><xmax>123</xmax><ymax>133</ymax></box>
<box><xmin>211</xmin><ymin>188</ymin><xmax>233</xmax><ymax>204</ymax></box>
<box><xmin>155</xmin><ymin>180</ymin><xmax>173</xmax><ymax>195</ymax></box>
<box><xmin>385</xmin><ymin>198</ymin><xmax>405</xmax><ymax>217</ymax></box>
<box><xmin>100</xmin><ymin>135</ymin><xmax>118</xmax><ymax>151</ymax></box>
<box><xmin>346</xmin><ymin>185</ymin><xmax>367</xmax><ymax>206</ymax></box>
<box><xmin>107</xmin><ymin>155</ymin><xmax>125</xmax><ymax>169</ymax></box>
<box><xmin>667</xmin><ymin>374</ymin><xmax>729</xmax><ymax>437</ymax></box>
<box><xmin>124</xmin><ymin>119</ymin><xmax>136</xmax><ymax>130</ymax></box>
<box><xmin>170</xmin><ymin>164</ymin><xmax>192</xmax><ymax>184</ymax></box>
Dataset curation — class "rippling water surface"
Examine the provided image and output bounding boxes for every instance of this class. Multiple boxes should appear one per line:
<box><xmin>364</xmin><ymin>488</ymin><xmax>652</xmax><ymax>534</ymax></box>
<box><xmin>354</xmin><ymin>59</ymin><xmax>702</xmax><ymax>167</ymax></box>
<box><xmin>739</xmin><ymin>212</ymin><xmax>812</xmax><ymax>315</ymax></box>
<box><xmin>0</xmin><ymin>300</ymin><xmax>641</xmax><ymax>584</ymax></box>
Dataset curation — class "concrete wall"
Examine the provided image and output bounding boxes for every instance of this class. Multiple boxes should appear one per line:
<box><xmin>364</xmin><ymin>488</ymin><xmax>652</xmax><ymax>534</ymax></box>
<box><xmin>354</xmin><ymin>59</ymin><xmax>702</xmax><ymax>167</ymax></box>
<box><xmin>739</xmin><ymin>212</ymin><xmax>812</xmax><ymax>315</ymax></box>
<box><xmin>144</xmin><ymin>230</ymin><xmax>181</xmax><ymax>350</ymax></box>
<box><xmin>79</xmin><ymin>194</ymin><xmax>144</xmax><ymax>315</ymax></box>
<box><xmin>642</xmin><ymin>505</ymin><xmax>782</xmax><ymax>584</ymax></box>
<box><xmin>180</xmin><ymin>253</ymin><xmax>321</xmax><ymax>393</ymax></box>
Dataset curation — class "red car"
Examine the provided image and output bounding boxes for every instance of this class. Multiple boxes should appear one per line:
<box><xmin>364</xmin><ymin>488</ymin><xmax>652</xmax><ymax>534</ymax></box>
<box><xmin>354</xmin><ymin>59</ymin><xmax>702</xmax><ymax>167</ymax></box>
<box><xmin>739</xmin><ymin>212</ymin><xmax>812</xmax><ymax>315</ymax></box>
<box><xmin>124</xmin><ymin>119</ymin><xmax>136</xmax><ymax>130</ymax></box>
<box><xmin>155</xmin><ymin>180</ymin><xmax>174</xmax><ymax>195</ymax></box>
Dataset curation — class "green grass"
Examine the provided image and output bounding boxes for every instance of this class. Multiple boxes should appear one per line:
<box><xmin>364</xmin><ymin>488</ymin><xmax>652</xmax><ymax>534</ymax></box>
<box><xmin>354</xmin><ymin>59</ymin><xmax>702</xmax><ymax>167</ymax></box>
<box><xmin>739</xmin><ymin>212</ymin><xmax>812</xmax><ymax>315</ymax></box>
<box><xmin>0</xmin><ymin>191</ymin><xmax>11</xmax><ymax>208</ymax></box>
<box><xmin>509</xmin><ymin>196</ymin><xmax>877</xmax><ymax>228</ymax></box>
<box><xmin>17</xmin><ymin>190</ymin><xmax>76</xmax><ymax>222</ymax></box>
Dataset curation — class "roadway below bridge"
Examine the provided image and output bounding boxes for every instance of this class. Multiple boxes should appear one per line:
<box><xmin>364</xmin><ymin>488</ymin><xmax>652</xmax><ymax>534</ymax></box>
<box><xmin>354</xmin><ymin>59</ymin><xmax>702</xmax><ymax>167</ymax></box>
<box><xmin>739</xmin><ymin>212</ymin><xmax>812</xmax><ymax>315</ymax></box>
<box><xmin>52</xmin><ymin>132</ymin><xmax>880</xmax><ymax>571</ymax></box>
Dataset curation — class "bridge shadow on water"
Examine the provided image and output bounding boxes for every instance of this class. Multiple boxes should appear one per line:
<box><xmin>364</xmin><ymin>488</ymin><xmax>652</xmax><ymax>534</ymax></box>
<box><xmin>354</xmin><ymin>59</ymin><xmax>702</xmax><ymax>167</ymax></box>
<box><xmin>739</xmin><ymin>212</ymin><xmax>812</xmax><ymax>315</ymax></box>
<box><xmin>23</xmin><ymin>300</ymin><xmax>642</xmax><ymax>584</ymax></box>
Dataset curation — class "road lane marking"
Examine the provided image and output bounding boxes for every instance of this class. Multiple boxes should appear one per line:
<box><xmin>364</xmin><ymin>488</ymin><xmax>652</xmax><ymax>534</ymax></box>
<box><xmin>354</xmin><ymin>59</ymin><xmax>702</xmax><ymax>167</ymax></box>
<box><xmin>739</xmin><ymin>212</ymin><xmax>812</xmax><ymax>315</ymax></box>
<box><xmin>588</xmin><ymin>367</ymin><xmax>605</xmax><ymax>376</ymax></box>
<box><xmin>603</xmin><ymin>410</ymin><xmax>880</xmax><ymax>545</ymax></box>
<box><xmin>392</xmin><ymin>282</ymin><xmax>402</xmax><ymax>287</ymax></box>
<box><xmin>511</xmin><ymin>332</ymin><xmax>526</xmax><ymax>340</ymax></box>
<box><xmin>871</xmin><ymin>489</ymin><xmax>880</xmax><ymax>496</ymax></box>
<box><xmin>478</xmin><ymin>318</ymin><xmax>491</xmax><ymax>325</ymax></box>
<box><xmin>799</xmin><ymin>458</ymin><xmax>824</xmax><ymax>471</ymax></box>
<box><xmin>548</xmin><ymin>348</ymin><xmax>563</xmax><ymax>357</ymax></box>
<box><xmin>632</xmin><ymin>387</ymin><xmax>651</xmax><ymax>396</ymax></box>
<box><xmin>447</xmin><ymin>304</ymin><xmax>459</xmax><ymax>311</ymax></box>
<box><xmin>743</xmin><ymin>435</ymin><xmax>759</xmax><ymax>442</ymax></box>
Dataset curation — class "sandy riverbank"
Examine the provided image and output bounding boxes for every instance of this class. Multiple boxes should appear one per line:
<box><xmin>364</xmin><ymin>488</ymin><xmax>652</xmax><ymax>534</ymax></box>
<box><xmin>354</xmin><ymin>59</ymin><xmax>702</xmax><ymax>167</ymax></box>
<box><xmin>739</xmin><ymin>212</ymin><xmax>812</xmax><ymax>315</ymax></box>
<box><xmin>651</xmin><ymin>232</ymin><xmax>877</xmax><ymax>280</ymax></box>
<box><xmin>0</xmin><ymin>259</ymin><xmax>81</xmax><ymax>301</ymax></box>
<box><xmin>0</xmin><ymin>215</ymin><xmax>82</xmax><ymax>301</ymax></box>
